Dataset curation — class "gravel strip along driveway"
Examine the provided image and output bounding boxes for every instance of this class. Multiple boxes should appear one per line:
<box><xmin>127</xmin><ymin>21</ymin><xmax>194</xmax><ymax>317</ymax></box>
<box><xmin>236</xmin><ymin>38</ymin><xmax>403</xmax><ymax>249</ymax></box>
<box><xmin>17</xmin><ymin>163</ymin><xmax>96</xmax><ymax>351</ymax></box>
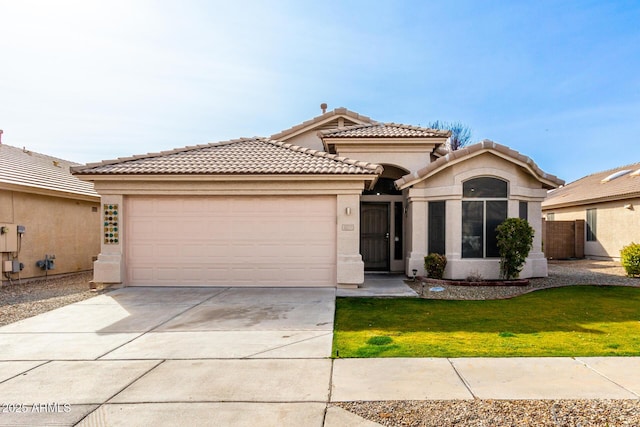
<box><xmin>0</xmin><ymin>271</ymin><xmax>108</xmax><ymax>327</ymax></box>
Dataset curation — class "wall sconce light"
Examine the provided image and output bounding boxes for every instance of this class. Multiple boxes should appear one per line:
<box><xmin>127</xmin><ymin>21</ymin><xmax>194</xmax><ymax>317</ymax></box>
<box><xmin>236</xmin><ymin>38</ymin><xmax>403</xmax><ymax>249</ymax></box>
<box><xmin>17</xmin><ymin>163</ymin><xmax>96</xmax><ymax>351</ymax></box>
<box><xmin>345</xmin><ymin>207</ymin><xmax>351</xmax><ymax>216</ymax></box>
<box><xmin>624</xmin><ymin>204</ymin><xmax>633</xmax><ymax>210</ymax></box>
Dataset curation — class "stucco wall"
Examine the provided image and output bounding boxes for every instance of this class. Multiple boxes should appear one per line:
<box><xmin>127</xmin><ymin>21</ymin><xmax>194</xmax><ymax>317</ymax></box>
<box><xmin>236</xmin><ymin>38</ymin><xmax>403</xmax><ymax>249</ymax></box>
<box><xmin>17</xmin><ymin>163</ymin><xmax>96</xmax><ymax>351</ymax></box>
<box><xmin>337</xmin><ymin>149</ymin><xmax>433</xmax><ymax>175</ymax></box>
<box><xmin>543</xmin><ymin>198</ymin><xmax>640</xmax><ymax>260</ymax></box>
<box><xmin>0</xmin><ymin>189</ymin><xmax>101</xmax><ymax>280</ymax></box>
<box><xmin>281</xmin><ymin>130</ymin><xmax>325</xmax><ymax>151</ymax></box>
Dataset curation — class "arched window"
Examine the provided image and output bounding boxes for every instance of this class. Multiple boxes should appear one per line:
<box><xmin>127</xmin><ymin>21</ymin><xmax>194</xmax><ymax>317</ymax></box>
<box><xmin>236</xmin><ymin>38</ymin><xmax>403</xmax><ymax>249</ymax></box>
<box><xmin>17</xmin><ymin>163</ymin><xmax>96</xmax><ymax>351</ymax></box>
<box><xmin>462</xmin><ymin>177</ymin><xmax>508</xmax><ymax>258</ymax></box>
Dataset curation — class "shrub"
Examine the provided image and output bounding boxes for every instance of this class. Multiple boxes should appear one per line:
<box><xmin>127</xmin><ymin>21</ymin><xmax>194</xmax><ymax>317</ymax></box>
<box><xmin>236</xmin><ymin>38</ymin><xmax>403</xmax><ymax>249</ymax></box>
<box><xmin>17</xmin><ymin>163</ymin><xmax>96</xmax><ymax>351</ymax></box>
<box><xmin>496</xmin><ymin>218</ymin><xmax>534</xmax><ymax>280</ymax></box>
<box><xmin>620</xmin><ymin>242</ymin><xmax>640</xmax><ymax>277</ymax></box>
<box><xmin>466</xmin><ymin>271</ymin><xmax>484</xmax><ymax>282</ymax></box>
<box><xmin>424</xmin><ymin>253</ymin><xmax>447</xmax><ymax>279</ymax></box>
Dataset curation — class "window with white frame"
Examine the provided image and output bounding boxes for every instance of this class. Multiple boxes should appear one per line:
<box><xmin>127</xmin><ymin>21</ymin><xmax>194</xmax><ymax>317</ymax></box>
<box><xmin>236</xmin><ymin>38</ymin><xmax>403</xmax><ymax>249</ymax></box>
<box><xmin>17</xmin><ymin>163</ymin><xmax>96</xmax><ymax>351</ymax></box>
<box><xmin>462</xmin><ymin>177</ymin><xmax>508</xmax><ymax>258</ymax></box>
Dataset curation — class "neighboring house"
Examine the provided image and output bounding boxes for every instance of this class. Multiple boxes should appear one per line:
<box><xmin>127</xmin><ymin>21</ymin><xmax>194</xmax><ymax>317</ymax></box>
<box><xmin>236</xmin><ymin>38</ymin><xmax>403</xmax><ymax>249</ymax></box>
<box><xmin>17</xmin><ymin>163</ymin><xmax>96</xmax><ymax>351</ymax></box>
<box><xmin>542</xmin><ymin>162</ymin><xmax>640</xmax><ymax>261</ymax></box>
<box><xmin>73</xmin><ymin>107</ymin><xmax>563</xmax><ymax>287</ymax></box>
<box><xmin>0</xmin><ymin>143</ymin><xmax>101</xmax><ymax>283</ymax></box>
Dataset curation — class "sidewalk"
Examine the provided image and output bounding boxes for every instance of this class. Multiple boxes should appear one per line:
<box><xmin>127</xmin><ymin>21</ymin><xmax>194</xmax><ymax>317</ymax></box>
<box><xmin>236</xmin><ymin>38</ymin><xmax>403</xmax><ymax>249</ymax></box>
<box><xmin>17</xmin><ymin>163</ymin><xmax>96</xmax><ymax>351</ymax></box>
<box><xmin>330</xmin><ymin>357</ymin><xmax>640</xmax><ymax>402</ymax></box>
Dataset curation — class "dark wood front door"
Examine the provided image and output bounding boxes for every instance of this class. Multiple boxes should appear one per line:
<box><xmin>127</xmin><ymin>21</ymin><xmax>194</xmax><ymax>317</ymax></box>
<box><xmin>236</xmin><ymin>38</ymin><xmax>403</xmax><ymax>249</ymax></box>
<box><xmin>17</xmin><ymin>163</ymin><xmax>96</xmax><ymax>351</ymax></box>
<box><xmin>361</xmin><ymin>202</ymin><xmax>390</xmax><ymax>271</ymax></box>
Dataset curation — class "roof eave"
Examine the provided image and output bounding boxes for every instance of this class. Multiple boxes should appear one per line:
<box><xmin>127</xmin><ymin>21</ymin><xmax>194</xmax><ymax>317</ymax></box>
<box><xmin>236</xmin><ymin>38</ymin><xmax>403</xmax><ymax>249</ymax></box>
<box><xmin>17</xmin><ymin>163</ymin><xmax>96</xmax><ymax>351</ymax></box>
<box><xmin>0</xmin><ymin>181</ymin><xmax>100</xmax><ymax>202</ymax></box>
<box><xmin>395</xmin><ymin>142</ymin><xmax>565</xmax><ymax>190</ymax></box>
<box><xmin>542</xmin><ymin>192</ymin><xmax>640</xmax><ymax>210</ymax></box>
<box><xmin>73</xmin><ymin>172</ymin><xmax>382</xmax><ymax>182</ymax></box>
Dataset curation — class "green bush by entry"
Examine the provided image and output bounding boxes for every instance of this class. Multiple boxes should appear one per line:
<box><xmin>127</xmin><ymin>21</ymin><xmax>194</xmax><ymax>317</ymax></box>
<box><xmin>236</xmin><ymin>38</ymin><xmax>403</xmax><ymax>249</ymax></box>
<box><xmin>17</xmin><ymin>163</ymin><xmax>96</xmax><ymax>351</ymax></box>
<box><xmin>424</xmin><ymin>253</ymin><xmax>447</xmax><ymax>279</ymax></box>
<box><xmin>621</xmin><ymin>242</ymin><xmax>640</xmax><ymax>277</ymax></box>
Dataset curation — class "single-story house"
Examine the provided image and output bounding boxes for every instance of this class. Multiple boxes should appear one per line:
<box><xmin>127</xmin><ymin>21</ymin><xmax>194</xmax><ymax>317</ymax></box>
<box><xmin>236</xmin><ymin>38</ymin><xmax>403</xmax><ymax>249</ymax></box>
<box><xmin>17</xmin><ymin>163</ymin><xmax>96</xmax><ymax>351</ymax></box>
<box><xmin>72</xmin><ymin>107</ymin><xmax>563</xmax><ymax>287</ymax></box>
<box><xmin>542</xmin><ymin>162</ymin><xmax>640</xmax><ymax>260</ymax></box>
<box><xmin>0</xmin><ymin>142</ymin><xmax>101</xmax><ymax>283</ymax></box>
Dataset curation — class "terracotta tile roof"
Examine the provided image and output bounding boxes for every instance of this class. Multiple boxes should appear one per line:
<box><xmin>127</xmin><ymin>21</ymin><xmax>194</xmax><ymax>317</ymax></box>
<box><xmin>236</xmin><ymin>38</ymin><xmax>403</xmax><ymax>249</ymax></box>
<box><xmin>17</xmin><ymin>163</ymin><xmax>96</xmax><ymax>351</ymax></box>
<box><xmin>542</xmin><ymin>162</ymin><xmax>640</xmax><ymax>209</ymax></box>
<box><xmin>320</xmin><ymin>123</ymin><xmax>451</xmax><ymax>138</ymax></box>
<box><xmin>395</xmin><ymin>139</ymin><xmax>564</xmax><ymax>190</ymax></box>
<box><xmin>72</xmin><ymin>137</ymin><xmax>383</xmax><ymax>176</ymax></box>
<box><xmin>270</xmin><ymin>107</ymin><xmax>375</xmax><ymax>140</ymax></box>
<box><xmin>0</xmin><ymin>144</ymin><xmax>98</xmax><ymax>199</ymax></box>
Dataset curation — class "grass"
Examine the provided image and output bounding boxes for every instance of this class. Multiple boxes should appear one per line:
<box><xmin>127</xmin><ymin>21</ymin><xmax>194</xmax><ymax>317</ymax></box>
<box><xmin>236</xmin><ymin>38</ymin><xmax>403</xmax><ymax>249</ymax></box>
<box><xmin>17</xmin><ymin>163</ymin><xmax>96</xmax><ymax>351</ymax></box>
<box><xmin>333</xmin><ymin>285</ymin><xmax>640</xmax><ymax>357</ymax></box>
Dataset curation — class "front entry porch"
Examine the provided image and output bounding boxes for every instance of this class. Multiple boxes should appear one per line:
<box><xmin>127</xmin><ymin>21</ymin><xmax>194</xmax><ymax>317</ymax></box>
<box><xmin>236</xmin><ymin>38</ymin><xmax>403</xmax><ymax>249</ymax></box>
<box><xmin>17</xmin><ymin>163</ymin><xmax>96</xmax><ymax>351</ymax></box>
<box><xmin>360</xmin><ymin>175</ymin><xmax>405</xmax><ymax>273</ymax></box>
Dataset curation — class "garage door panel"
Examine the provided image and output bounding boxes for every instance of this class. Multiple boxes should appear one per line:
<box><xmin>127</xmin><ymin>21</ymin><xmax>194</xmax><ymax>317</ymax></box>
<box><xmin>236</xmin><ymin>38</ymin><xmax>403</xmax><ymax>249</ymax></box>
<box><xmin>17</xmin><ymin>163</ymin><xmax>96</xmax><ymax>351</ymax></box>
<box><xmin>152</xmin><ymin>244</ymin><xmax>174</xmax><ymax>257</ymax></box>
<box><xmin>126</xmin><ymin>196</ymin><xmax>336</xmax><ymax>286</ymax></box>
<box><xmin>129</xmin><ymin>220</ymin><xmax>154</xmax><ymax>238</ymax></box>
<box><xmin>129</xmin><ymin>243</ymin><xmax>156</xmax><ymax>258</ymax></box>
<box><xmin>130</xmin><ymin>267</ymin><xmax>154</xmax><ymax>281</ymax></box>
<box><xmin>177</xmin><ymin>244</ymin><xmax>207</xmax><ymax>258</ymax></box>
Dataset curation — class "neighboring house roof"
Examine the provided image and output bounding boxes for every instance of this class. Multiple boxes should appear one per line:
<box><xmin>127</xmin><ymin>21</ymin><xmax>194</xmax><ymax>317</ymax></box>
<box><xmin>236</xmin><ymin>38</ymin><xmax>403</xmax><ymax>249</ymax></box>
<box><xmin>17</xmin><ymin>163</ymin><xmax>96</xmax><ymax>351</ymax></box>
<box><xmin>72</xmin><ymin>137</ymin><xmax>383</xmax><ymax>176</ymax></box>
<box><xmin>270</xmin><ymin>107</ymin><xmax>375</xmax><ymax>141</ymax></box>
<box><xmin>0</xmin><ymin>143</ymin><xmax>99</xmax><ymax>200</ymax></box>
<box><xmin>395</xmin><ymin>139</ymin><xmax>564</xmax><ymax>190</ymax></box>
<box><xmin>319</xmin><ymin>123</ymin><xmax>451</xmax><ymax>139</ymax></box>
<box><xmin>542</xmin><ymin>162</ymin><xmax>640</xmax><ymax>209</ymax></box>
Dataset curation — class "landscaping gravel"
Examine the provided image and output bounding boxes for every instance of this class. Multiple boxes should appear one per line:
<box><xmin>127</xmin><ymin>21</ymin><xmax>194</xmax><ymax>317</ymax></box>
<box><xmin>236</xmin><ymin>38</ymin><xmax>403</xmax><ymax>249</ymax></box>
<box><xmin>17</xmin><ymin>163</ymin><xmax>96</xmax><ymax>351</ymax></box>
<box><xmin>0</xmin><ymin>271</ymin><xmax>108</xmax><ymax>327</ymax></box>
<box><xmin>411</xmin><ymin>259</ymin><xmax>640</xmax><ymax>300</ymax></box>
<box><xmin>335</xmin><ymin>399</ymin><xmax>640</xmax><ymax>427</ymax></box>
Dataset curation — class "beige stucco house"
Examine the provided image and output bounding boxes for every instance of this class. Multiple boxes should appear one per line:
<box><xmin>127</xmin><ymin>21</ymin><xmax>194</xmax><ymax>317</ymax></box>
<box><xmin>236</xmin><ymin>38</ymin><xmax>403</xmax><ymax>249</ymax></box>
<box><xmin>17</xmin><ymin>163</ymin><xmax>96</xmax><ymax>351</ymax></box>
<box><xmin>542</xmin><ymin>162</ymin><xmax>640</xmax><ymax>260</ymax></box>
<box><xmin>0</xmin><ymin>143</ymin><xmax>101</xmax><ymax>283</ymax></box>
<box><xmin>73</xmin><ymin>108</ymin><xmax>563</xmax><ymax>287</ymax></box>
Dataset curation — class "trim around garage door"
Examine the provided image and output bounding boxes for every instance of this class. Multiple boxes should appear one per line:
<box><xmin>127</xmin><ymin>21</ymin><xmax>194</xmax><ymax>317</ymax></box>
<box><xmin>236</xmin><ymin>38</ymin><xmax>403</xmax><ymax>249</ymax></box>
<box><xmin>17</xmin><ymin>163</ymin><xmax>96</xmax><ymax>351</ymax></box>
<box><xmin>125</xmin><ymin>195</ymin><xmax>337</xmax><ymax>286</ymax></box>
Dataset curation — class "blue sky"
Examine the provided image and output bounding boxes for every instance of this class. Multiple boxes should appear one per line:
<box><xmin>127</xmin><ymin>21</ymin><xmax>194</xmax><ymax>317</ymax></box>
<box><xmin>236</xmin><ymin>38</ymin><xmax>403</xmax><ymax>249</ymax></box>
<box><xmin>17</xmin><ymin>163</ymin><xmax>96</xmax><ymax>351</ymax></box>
<box><xmin>1</xmin><ymin>0</ymin><xmax>639</xmax><ymax>183</ymax></box>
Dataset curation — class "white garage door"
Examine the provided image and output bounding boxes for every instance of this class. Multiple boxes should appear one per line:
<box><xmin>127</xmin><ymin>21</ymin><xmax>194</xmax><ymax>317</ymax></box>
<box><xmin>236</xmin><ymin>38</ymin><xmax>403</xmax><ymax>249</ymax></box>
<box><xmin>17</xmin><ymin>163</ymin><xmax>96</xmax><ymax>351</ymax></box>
<box><xmin>125</xmin><ymin>196</ymin><xmax>336</xmax><ymax>286</ymax></box>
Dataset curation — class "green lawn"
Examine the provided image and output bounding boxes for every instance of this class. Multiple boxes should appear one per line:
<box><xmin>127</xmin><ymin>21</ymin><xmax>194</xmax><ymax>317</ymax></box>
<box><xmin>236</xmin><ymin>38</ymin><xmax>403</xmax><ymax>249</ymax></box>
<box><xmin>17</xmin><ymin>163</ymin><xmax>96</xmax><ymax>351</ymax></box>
<box><xmin>333</xmin><ymin>286</ymin><xmax>640</xmax><ymax>357</ymax></box>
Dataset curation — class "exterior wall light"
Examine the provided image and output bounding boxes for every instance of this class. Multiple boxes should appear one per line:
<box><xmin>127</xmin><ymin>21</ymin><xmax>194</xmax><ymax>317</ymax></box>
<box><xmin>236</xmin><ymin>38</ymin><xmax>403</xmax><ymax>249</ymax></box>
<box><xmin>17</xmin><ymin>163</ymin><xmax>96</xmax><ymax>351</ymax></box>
<box><xmin>345</xmin><ymin>207</ymin><xmax>351</xmax><ymax>216</ymax></box>
<box><xmin>624</xmin><ymin>204</ymin><xmax>633</xmax><ymax>210</ymax></box>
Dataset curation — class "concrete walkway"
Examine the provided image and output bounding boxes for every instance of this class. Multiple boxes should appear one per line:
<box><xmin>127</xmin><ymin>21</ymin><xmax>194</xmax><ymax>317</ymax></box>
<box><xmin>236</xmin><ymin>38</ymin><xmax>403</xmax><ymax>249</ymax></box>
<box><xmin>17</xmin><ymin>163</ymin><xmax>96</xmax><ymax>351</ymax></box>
<box><xmin>337</xmin><ymin>273</ymin><xmax>418</xmax><ymax>297</ymax></box>
<box><xmin>0</xmin><ymin>287</ymin><xmax>639</xmax><ymax>427</ymax></box>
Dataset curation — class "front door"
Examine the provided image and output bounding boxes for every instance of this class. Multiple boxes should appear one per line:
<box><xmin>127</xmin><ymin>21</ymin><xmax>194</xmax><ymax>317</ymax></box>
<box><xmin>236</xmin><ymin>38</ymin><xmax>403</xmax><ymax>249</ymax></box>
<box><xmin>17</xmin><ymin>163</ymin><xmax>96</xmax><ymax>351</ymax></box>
<box><xmin>360</xmin><ymin>202</ymin><xmax>390</xmax><ymax>271</ymax></box>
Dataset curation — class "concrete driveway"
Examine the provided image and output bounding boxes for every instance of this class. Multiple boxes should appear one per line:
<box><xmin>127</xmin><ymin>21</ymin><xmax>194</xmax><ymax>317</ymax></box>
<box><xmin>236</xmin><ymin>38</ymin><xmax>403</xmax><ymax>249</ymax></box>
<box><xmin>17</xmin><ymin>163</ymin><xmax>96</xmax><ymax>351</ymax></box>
<box><xmin>0</xmin><ymin>286</ymin><xmax>352</xmax><ymax>427</ymax></box>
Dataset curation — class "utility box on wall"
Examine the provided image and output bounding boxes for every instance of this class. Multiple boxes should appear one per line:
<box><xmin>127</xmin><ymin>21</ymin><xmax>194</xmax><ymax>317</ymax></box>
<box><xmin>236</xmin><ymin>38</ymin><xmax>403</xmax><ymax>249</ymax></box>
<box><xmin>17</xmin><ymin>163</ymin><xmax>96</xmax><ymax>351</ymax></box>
<box><xmin>2</xmin><ymin>260</ymin><xmax>22</xmax><ymax>273</ymax></box>
<box><xmin>0</xmin><ymin>224</ymin><xmax>18</xmax><ymax>253</ymax></box>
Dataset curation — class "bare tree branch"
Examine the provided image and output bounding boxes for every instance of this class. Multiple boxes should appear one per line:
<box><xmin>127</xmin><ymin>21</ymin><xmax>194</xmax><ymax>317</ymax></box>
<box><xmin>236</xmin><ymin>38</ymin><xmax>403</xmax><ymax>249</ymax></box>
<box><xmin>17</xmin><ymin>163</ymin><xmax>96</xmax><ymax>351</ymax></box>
<box><xmin>428</xmin><ymin>120</ymin><xmax>472</xmax><ymax>151</ymax></box>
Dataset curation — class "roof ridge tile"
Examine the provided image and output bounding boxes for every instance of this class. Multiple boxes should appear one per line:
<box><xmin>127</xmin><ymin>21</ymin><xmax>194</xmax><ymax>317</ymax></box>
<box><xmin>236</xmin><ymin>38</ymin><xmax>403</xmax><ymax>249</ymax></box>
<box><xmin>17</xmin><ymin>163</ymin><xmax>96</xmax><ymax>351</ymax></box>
<box><xmin>319</xmin><ymin>122</ymin><xmax>451</xmax><ymax>138</ymax></box>
<box><xmin>270</xmin><ymin>107</ymin><xmax>375</xmax><ymax>140</ymax></box>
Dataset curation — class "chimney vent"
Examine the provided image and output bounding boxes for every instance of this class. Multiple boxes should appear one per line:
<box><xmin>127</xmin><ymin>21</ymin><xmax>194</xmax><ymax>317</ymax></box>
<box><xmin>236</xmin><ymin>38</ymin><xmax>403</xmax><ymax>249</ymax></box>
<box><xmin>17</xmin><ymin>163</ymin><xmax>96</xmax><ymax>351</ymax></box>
<box><xmin>0</xmin><ymin>129</ymin><xmax>3</xmax><ymax>144</ymax></box>
<box><xmin>320</xmin><ymin>103</ymin><xmax>327</xmax><ymax>114</ymax></box>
